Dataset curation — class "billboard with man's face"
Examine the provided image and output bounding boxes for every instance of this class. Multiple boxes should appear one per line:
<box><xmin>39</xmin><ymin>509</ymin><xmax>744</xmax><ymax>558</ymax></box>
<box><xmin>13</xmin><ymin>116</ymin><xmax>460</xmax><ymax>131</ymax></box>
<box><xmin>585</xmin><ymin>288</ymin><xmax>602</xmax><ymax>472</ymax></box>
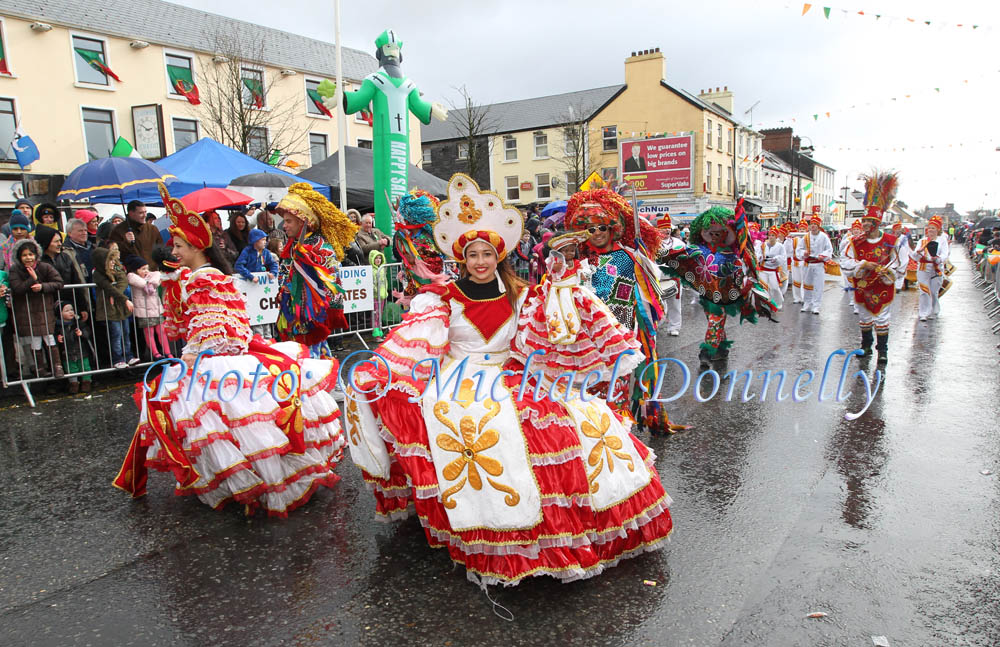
<box><xmin>619</xmin><ymin>135</ymin><xmax>694</xmax><ymax>194</ymax></box>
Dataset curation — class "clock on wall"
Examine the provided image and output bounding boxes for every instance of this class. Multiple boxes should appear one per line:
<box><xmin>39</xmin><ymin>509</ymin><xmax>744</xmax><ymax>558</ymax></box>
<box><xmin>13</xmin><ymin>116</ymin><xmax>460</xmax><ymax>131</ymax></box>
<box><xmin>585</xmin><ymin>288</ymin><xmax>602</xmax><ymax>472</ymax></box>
<box><xmin>131</xmin><ymin>104</ymin><xmax>166</xmax><ymax>159</ymax></box>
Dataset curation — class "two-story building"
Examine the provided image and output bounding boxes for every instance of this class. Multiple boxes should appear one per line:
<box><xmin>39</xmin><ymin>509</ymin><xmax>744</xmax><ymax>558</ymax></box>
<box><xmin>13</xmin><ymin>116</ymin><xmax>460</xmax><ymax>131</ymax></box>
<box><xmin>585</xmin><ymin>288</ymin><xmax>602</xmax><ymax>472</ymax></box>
<box><xmin>0</xmin><ymin>0</ymin><xmax>411</xmax><ymax>206</ymax></box>
<box><xmin>761</xmin><ymin>127</ymin><xmax>837</xmax><ymax>223</ymax></box>
<box><xmin>422</xmin><ymin>48</ymin><xmax>758</xmax><ymax>222</ymax></box>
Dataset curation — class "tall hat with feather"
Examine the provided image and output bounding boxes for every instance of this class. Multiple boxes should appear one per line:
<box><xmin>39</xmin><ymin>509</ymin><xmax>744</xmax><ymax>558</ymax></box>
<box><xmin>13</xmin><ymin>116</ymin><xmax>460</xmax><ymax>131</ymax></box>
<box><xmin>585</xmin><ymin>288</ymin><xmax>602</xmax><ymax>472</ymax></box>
<box><xmin>433</xmin><ymin>173</ymin><xmax>522</xmax><ymax>263</ymax></box>
<box><xmin>860</xmin><ymin>169</ymin><xmax>899</xmax><ymax>225</ymax></box>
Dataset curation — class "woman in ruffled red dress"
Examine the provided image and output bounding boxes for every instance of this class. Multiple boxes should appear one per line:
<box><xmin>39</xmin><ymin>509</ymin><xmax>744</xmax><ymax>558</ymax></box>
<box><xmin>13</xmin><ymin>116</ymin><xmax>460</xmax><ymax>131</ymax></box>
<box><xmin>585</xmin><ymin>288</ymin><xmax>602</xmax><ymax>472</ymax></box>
<box><xmin>114</xmin><ymin>184</ymin><xmax>345</xmax><ymax>517</ymax></box>
<box><xmin>344</xmin><ymin>174</ymin><xmax>673</xmax><ymax>587</ymax></box>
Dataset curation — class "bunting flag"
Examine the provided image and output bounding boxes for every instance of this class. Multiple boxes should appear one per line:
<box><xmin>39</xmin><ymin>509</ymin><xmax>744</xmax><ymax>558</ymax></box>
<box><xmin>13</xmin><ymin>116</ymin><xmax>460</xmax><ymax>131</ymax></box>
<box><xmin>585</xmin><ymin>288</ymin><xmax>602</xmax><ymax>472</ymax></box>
<box><xmin>74</xmin><ymin>47</ymin><xmax>121</xmax><ymax>82</ymax></box>
<box><xmin>110</xmin><ymin>136</ymin><xmax>143</xmax><ymax>159</ymax></box>
<box><xmin>167</xmin><ymin>65</ymin><xmax>200</xmax><ymax>105</ymax></box>
<box><xmin>307</xmin><ymin>88</ymin><xmax>333</xmax><ymax>117</ymax></box>
<box><xmin>285</xmin><ymin>159</ymin><xmax>301</xmax><ymax>169</ymax></box>
<box><xmin>0</xmin><ymin>36</ymin><xmax>9</xmax><ymax>75</ymax></box>
<box><xmin>243</xmin><ymin>77</ymin><xmax>265</xmax><ymax>108</ymax></box>
<box><xmin>796</xmin><ymin>3</ymin><xmax>988</xmax><ymax>30</ymax></box>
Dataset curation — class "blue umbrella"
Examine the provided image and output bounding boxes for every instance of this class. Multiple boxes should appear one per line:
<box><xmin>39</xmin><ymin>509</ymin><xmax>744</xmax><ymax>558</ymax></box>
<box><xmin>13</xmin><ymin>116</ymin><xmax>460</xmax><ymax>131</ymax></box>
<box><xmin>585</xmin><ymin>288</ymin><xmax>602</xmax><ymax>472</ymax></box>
<box><xmin>540</xmin><ymin>200</ymin><xmax>567</xmax><ymax>220</ymax></box>
<box><xmin>57</xmin><ymin>157</ymin><xmax>176</xmax><ymax>201</ymax></box>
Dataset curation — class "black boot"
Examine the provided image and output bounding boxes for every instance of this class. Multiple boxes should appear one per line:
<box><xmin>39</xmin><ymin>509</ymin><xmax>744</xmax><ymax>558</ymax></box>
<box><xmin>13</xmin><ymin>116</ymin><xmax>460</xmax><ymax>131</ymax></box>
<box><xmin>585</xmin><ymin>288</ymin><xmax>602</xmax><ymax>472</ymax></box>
<box><xmin>860</xmin><ymin>328</ymin><xmax>874</xmax><ymax>356</ymax></box>
<box><xmin>875</xmin><ymin>332</ymin><xmax>888</xmax><ymax>366</ymax></box>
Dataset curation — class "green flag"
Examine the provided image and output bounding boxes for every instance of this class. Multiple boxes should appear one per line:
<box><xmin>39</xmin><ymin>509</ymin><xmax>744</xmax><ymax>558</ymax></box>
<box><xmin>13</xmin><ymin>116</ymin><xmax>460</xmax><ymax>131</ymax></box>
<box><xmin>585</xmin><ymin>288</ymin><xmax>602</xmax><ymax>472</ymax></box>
<box><xmin>267</xmin><ymin>150</ymin><xmax>282</xmax><ymax>165</ymax></box>
<box><xmin>74</xmin><ymin>47</ymin><xmax>121</xmax><ymax>82</ymax></box>
<box><xmin>167</xmin><ymin>65</ymin><xmax>200</xmax><ymax>105</ymax></box>
<box><xmin>243</xmin><ymin>77</ymin><xmax>264</xmax><ymax>108</ymax></box>
<box><xmin>111</xmin><ymin>136</ymin><xmax>142</xmax><ymax>158</ymax></box>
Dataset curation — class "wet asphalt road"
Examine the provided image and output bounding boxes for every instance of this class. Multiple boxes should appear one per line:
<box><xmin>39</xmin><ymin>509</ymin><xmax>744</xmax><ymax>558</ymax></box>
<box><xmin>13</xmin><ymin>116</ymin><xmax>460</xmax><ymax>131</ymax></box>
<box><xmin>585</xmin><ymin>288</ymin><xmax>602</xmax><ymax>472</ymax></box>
<box><xmin>1</xmin><ymin>253</ymin><xmax>998</xmax><ymax>647</ymax></box>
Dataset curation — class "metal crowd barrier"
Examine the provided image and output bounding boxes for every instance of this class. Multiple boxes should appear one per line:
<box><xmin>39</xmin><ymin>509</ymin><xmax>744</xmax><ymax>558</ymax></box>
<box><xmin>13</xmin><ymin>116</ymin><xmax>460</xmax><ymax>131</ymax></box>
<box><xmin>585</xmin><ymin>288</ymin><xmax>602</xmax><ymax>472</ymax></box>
<box><xmin>1</xmin><ymin>281</ymin><xmax>156</xmax><ymax>406</ymax></box>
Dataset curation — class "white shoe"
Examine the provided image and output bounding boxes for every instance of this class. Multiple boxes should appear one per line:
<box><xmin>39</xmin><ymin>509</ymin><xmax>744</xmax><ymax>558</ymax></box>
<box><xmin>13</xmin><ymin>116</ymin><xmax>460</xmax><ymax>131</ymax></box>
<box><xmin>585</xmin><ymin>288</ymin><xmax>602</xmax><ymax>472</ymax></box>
<box><xmin>800</xmin><ymin>306</ymin><xmax>808</xmax><ymax>312</ymax></box>
<box><xmin>127</xmin><ymin>357</ymin><xmax>141</xmax><ymax>366</ymax></box>
<box><xmin>812</xmin><ymin>308</ymin><xmax>820</xmax><ymax>314</ymax></box>
<box><xmin>668</xmin><ymin>330</ymin><xmax>680</xmax><ymax>336</ymax></box>
<box><xmin>114</xmin><ymin>361</ymin><xmax>128</xmax><ymax>369</ymax></box>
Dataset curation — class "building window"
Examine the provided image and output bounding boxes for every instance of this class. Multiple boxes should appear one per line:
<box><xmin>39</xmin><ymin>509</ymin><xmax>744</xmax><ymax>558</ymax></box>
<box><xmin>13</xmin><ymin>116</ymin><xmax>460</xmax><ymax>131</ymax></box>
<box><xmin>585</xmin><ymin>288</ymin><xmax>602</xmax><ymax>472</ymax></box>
<box><xmin>728</xmin><ymin>129</ymin><xmax>733</xmax><ymax>154</ymax></box>
<box><xmin>536</xmin><ymin>173</ymin><xmax>550</xmax><ymax>199</ymax></box>
<box><xmin>457</xmin><ymin>141</ymin><xmax>469</xmax><ymax>160</ymax></box>
<box><xmin>717</xmin><ymin>164</ymin><xmax>722</xmax><ymax>192</ymax></box>
<box><xmin>706</xmin><ymin>162</ymin><xmax>711</xmax><ymax>190</ymax></box>
<box><xmin>165</xmin><ymin>53</ymin><xmax>194</xmax><ymax>97</ymax></box>
<box><xmin>534</xmin><ymin>133</ymin><xmax>548</xmax><ymax>159</ymax></box>
<box><xmin>563</xmin><ymin>128</ymin><xmax>579</xmax><ymax>156</ymax></box>
<box><xmin>247</xmin><ymin>126</ymin><xmax>268</xmax><ymax>160</ymax></box>
<box><xmin>738</xmin><ymin>134</ymin><xmax>744</xmax><ymax>156</ymax></box>
<box><xmin>602</xmin><ymin>126</ymin><xmax>617</xmax><ymax>152</ymax></box>
<box><xmin>172</xmin><ymin>117</ymin><xmax>198</xmax><ymax>151</ymax></box>
<box><xmin>505</xmin><ymin>176</ymin><xmax>519</xmax><ymax>201</ymax></box>
<box><xmin>422</xmin><ymin>148</ymin><xmax>432</xmax><ymax>164</ymax></box>
<box><xmin>357</xmin><ymin>138</ymin><xmax>372</xmax><ymax>150</ymax></box>
<box><xmin>82</xmin><ymin>108</ymin><xmax>115</xmax><ymax>160</ymax></box>
<box><xmin>72</xmin><ymin>35</ymin><xmax>112</xmax><ymax>86</ymax></box>
<box><xmin>717</xmin><ymin>124</ymin><xmax>723</xmax><ymax>151</ymax></box>
<box><xmin>309</xmin><ymin>133</ymin><xmax>327</xmax><ymax>166</ymax></box>
<box><xmin>0</xmin><ymin>98</ymin><xmax>16</xmax><ymax>161</ymax></box>
<box><xmin>305</xmin><ymin>78</ymin><xmax>325</xmax><ymax>116</ymax></box>
<box><xmin>565</xmin><ymin>171</ymin><xmax>578</xmax><ymax>194</ymax></box>
<box><xmin>706</xmin><ymin>120</ymin><xmax>712</xmax><ymax>148</ymax></box>
<box><xmin>503</xmin><ymin>135</ymin><xmax>517</xmax><ymax>161</ymax></box>
<box><xmin>727</xmin><ymin>167</ymin><xmax>732</xmax><ymax>194</ymax></box>
<box><xmin>241</xmin><ymin>67</ymin><xmax>265</xmax><ymax>108</ymax></box>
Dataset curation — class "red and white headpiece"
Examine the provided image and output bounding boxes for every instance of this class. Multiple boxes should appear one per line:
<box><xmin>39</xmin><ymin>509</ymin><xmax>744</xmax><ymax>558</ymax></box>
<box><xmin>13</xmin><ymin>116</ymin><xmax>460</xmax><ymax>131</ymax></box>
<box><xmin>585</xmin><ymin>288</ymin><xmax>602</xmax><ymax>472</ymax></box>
<box><xmin>433</xmin><ymin>173</ymin><xmax>522</xmax><ymax>262</ymax></box>
<box><xmin>159</xmin><ymin>182</ymin><xmax>212</xmax><ymax>250</ymax></box>
<box><xmin>809</xmin><ymin>214</ymin><xmax>823</xmax><ymax>227</ymax></box>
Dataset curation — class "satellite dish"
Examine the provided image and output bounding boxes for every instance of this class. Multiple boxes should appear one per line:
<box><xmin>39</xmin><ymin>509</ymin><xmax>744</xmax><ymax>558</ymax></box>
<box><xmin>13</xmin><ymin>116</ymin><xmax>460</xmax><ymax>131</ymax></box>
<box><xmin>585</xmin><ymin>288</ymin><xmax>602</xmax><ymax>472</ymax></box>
<box><xmin>550</xmin><ymin>176</ymin><xmax>561</xmax><ymax>188</ymax></box>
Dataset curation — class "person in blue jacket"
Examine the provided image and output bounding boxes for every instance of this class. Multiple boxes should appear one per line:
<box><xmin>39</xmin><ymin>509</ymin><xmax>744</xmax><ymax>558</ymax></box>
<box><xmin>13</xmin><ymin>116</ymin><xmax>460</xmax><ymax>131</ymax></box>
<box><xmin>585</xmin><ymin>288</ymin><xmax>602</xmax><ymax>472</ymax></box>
<box><xmin>234</xmin><ymin>228</ymin><xmax>278</xmax><ymax>281</ymax></box>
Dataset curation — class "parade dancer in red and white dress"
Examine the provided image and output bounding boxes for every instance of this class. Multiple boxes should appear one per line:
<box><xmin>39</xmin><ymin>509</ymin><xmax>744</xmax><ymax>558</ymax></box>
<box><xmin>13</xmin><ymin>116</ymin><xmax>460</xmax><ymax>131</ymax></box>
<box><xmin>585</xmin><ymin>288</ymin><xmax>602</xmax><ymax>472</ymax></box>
<box><xmin>114</xmin><ymin>184</ymin><xmax>345</xmax><ymax>516</ymax></box>
<box><xmin>343</xmin><ymin>174</ymin><xmax>673</xmax><ymax>587</ymax></box>
<box><xmin>840</xmin><ymin>170</ymin><xmax>901</xmax><ymax>367</ymax></box>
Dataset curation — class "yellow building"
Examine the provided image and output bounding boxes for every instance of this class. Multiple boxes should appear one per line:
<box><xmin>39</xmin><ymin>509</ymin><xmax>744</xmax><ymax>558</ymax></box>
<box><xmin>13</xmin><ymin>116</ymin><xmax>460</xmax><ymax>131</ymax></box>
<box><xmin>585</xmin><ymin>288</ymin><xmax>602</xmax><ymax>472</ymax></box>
<box><xmin>422</xmin><ymin>48</ymin><xmax>764</xmax><ymax>222</ymax></box>
<box><xmin>0</xmin><ymin>0</ymin><xmax>426</xmax><ymax>205</ymax></box>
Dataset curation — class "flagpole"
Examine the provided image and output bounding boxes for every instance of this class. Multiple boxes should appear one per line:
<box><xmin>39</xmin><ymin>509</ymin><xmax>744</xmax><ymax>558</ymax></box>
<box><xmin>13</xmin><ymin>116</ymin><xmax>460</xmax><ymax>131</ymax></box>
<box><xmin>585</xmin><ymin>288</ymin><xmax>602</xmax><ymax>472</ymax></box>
<box><xmin>334</xmin><ymin>0</ymin><xmax>347</xmax><ymax>212</ymax></box>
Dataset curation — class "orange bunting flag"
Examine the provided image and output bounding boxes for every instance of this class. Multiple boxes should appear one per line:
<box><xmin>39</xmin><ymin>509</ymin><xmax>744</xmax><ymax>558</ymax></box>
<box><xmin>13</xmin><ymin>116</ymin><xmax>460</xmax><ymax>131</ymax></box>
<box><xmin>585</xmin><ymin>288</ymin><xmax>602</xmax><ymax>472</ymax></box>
<box><xmin>802</xmin><ymin>3</ymin><xmax>812</xmax><ymax>15</ymax></box>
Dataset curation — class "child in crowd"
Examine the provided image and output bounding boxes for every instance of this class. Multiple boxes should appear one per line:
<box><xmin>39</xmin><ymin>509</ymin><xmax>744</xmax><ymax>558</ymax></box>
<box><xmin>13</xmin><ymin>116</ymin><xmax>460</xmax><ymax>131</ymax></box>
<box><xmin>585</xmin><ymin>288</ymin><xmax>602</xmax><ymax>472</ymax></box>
<box><xmin>125</xmin><ymin>255</ymin><xmax>170</xmax><ymax>361</ymax></box>
<box><xmin>1</xmin><ymin>210</ymin><xmax>31</xmax><ymax>270</ymax></box>
<box><xmin>369</xmin><ymin>249</ymin><xmax>387</xmax><ymax>341</ymax></box>
<box><xmin>234</xmin><ymin>228</ymin><xmax>278</xmax><ymax>339</ymax></box>
<box><xmin>8</xmin><ymin>239</ymin><xmax>64</xmax><ymax>378</ymax></box>
<box><xmin>56</xmin><ymin>301</ymin><xmax>95</xmax><ymax>394</ymax></box>
<box><xmin>93</xmin><ymin>245</ymin><xmax>138</xmax><ymax>369</ymax></box>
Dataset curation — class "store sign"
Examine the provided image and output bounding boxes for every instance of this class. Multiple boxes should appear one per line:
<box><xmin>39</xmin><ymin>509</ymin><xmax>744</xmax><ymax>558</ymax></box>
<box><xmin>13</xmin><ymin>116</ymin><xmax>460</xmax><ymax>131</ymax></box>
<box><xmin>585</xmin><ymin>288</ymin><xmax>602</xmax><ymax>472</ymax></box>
<box><xmin>520</xmin><ymin>182</ymin><xmax>533</xmax><ymax>191</ymax></box>
<box><xmin>619</xmin><ymin>135</ymin><xmax>694</xmax><ymax>194</ymax></box>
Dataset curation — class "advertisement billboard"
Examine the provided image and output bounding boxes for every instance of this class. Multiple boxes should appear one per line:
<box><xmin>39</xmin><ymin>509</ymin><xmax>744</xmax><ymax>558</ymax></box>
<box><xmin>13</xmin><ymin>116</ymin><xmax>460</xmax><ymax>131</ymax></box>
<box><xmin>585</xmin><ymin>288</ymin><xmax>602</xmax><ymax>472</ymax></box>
<box><xmin>619</xmin><ymin>135</ymin><xmax>694</xmax><ymax>194</ymax></box>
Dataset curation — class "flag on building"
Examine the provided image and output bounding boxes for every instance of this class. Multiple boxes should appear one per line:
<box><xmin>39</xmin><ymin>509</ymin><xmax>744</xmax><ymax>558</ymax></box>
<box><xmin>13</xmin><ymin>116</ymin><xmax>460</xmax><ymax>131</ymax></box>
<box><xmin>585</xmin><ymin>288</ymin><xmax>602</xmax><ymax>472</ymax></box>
<box><xmin>243</xmin><ymin>78</ymin><xmax>265</xmax><ymax>108</ymax></box>
<box><xmin>267</xmin><ymin>149</ymin><xmax>282</xmax><ymax>165</ymax></box>
<box><xmin>74</xmin><ymin>47</ymin><xmax>122</xmax><ymax>82</ymax></box>
<box><xmin>306</xmin><ymin>89</ymin><xmax>333</xmax><ymax>117</ymax></box>
<box><xmin>110</xmin><ymin>136</ymin><xmax>143</xmax><ymax>158</ymax></box>
<box><xmin>360</xmin><ymin>110</ymin><xmax>374</xmax><ymax>127</ymax></box>
<box><xmin>11</xmin><ymin>127</ymin><xmax>40</xmax><ymax>169</ymax></box>
<box><xmin>285</xmin><ymin>159</ymin><xmax>300</xmax><ymax>169</ymax></box>
<box><xmin>802</xmin><ymin>181</ymin><xmax>814</xmax><ymax>200</ymax></box>
<box><xmin>167</xmin><ymin>65</ymin><xmax>200</xmax><ymax>105</ymax></box>
<box><xmin>0</xmin><ymin>37</ymin><xmax>10</xmax><ymax>75</ymax></box>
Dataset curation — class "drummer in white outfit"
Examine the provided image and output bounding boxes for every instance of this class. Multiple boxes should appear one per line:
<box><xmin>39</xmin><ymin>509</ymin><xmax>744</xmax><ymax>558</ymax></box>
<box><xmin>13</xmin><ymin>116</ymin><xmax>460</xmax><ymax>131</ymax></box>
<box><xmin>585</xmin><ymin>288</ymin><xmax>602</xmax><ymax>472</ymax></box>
<box><xmin>910</xmin><ymin>215</ymin><xmax>950</xmax><ymax>321</ymax></box>
<box><xmin>757</xmin><ymin>226</ymin><xmax>786</xmax><ymax>310</ymax></box>
<box><xmin>795</xmin><ymin>215</ymin><xmax>833</xmax><ymax>314</ymax></box>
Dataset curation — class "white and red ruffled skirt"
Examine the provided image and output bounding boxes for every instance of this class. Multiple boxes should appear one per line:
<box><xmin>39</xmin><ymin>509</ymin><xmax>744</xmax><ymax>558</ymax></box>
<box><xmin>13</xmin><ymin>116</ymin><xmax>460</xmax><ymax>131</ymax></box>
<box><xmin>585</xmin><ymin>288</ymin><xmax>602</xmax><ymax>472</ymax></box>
<box><xmin>347</xmin><ymin>361</ymin><xmax>673</xmax><ymax>587</ymax></box>
<box><xmin>116</xmin><ymin>340</ymin><xmax>345</xmax><ymax>517</ymax></box>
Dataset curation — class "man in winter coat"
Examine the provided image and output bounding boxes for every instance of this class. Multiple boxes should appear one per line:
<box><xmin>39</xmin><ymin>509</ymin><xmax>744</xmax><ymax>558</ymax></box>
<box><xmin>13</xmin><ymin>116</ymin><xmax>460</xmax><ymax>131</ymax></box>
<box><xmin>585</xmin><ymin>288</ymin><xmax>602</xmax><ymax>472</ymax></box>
<box><xmin>7</xmin><ymin>238</ymin><xmax>65</xmax><ymax>378</ymax></box>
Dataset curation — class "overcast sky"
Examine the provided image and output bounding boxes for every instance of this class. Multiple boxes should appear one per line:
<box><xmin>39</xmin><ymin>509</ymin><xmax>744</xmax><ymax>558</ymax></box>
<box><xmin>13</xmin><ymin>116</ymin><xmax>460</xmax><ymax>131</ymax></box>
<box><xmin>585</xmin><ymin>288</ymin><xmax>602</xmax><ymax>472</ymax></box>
<box><xmin>173</xmin><ymin>0</ymin><xmax>999</xmax><ymax>215</ymax></box>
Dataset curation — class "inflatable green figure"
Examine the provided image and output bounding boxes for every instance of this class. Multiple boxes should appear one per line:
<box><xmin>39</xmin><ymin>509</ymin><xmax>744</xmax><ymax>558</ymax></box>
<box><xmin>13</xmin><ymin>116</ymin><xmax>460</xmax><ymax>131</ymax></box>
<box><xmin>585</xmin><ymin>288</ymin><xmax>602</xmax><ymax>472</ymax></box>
<box><xmin>334</xmin><ymin>29</ymin><xmax>447</xmax><ymax>238</ymax></box>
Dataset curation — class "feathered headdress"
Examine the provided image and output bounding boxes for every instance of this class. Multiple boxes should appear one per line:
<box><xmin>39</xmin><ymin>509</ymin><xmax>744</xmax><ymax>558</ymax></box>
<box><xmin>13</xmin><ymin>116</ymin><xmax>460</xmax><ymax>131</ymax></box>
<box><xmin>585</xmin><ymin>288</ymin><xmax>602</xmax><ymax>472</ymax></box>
<box><xmin>860</xmin><ymin>170</ymin><xmax>899</xmax><ymax>223</ymax></box>
<box><xmin>277</xmin><ymin>183</ymin><xmax>358</xmax><ymax>261</ymax></box>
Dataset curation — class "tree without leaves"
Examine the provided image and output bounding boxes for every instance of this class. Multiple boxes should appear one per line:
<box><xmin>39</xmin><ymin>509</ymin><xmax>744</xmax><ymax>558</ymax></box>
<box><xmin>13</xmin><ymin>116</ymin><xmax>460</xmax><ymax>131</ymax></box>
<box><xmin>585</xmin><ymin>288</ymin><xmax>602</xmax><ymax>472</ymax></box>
<box><xmin>195</xmin><ymin>29</ymin><xmax>309</xmax><ymax>163</ymax></box>
<box><xmin>555</xmin><ymin>101</ymin><xmax>601</xmax><ymax>194</ymax></box>
<box><xmin>446</xmin><ymin>85</ymin><xmax>499</xmax><ymax>181</ymax></box>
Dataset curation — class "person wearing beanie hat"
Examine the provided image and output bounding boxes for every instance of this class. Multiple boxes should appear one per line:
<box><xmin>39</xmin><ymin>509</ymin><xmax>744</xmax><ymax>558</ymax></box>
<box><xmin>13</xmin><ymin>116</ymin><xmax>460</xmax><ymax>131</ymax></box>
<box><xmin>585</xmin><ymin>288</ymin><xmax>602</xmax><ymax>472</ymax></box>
<box><xmin>35</xmin><ymin>224</ymin><xmax>91</xmax><ymax>322</ymax></box>
<box><xmin>1</xmin><ymin>210</ymin><xmax>33</xmax><ymax>271</ymax></box>
<box><xmin>795</xmin><ymin>215</ymin><xmax>833</xmax><ymax>314</ymax></box>
<box><xmin>234</xmin><ymin>228</ymin><xmax>279</xmax><ymax>339</ymax></box>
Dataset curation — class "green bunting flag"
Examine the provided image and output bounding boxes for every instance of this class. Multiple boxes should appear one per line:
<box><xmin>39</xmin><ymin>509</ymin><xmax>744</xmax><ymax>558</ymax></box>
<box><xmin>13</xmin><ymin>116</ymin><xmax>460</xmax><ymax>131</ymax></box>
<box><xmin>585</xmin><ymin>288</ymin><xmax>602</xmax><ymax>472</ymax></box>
<box><xmin>110</xmin><ymin>136</ymin><xmax>142</xmax><ymax>158</ymax></box>
<box><xmin>823</xmin><ymin>7</ymin><xmax>831</xmax><ymax>18</ymax></box>
<box><xmin>243</xmin><ymin>78</ymin><xmax>265</xmax><ymax>108</ymax></box>
<box><xmin>167</xmin><ymin>65</ymin><xmax>200</xmax><ymax>105</ymax></box>
<box><xmin>74</xmin><ymin>47</ymin><xmax>121</xmax><ymax>82</ymax></box>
